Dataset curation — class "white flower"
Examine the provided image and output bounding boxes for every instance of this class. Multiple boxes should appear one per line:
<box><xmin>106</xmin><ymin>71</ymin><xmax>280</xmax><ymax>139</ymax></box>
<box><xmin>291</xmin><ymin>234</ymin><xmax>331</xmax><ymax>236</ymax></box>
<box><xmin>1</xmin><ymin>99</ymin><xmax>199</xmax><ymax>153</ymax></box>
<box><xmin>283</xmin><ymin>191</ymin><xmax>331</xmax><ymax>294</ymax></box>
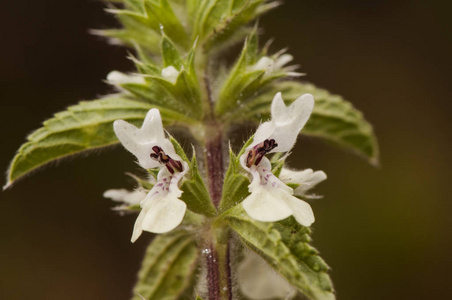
<box><xmin>113</xmin><ymin>109</ymin><xmax>188</xmax><ymax>241</ymax></box>
<box><xmin>103</xmin><ymin>188</ymin><xmax>147</xmax><ymax>209</ymax></box>
<box><xmin>240</xmin><ymin>92</ymin><xmax>317</xmax><ymax>226</ymax></box>
<box><xmin>250</xmin><ymin>54</ymin><xmax>302</xmax><ymax>77</ymax></box>
<box><xmin>131</xmin><ymin>165</ymin><xmax>188</xmax><ymax>241</ymax></box>
<box><xmin>273</xmin><ymin>54</ymin><xmax>295</xmax><ymax>70</ymax></box>
<box><xmin>107</xmin><ymin>71</ymin><xmax>146</xmax><ymax>85</ymax></box>
<box><xmin>247</xmin><ymin>92</ymin><xmax>314</xmax><ymax>153</ymax></box>
<box><xmin>251</xmin><ymin>56</ymin><xmax>274</xmax><ymax>71</ymax></box>
<box><xmin>238</xmin><ymin>250</ymin><xmax>297</xmax><ymax>300</ymax></box>
<box><xmin>279</xmin><ymin>168</ymin><xmax>327</xmax><ymax>197</ymax></box>
<box><xmin>161</xmin><ymin>66</ymin><xmax>180</xmax><ymax>84</ymax></box>
<box><xmin>240</xmin><ymin>157</ymin><xmax>315</xmax><ymax>226</ymax></box>
<box><xmin>113</xmin><ymin>109</ymin><xmax>180</xmax><ymax>169</ymax></box>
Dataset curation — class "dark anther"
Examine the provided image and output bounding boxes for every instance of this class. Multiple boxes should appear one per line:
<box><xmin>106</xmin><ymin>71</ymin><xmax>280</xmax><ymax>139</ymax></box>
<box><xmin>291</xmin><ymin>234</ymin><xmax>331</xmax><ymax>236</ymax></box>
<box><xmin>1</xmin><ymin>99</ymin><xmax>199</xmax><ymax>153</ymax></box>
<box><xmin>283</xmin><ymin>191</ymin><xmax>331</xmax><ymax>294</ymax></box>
<box><xmin>168</xmin><ymin>159</ymin><xmax>183</xmax><ymax>173</ymax></box>
<box><xmin>150</xmin><ymin>146</ymin><xmax>183</xmax><ymax>174</ymax></box>
<box><xmin>245</xmin><ymin>139</ymin><xmax>278</xmax><ymax>168</ymax></box>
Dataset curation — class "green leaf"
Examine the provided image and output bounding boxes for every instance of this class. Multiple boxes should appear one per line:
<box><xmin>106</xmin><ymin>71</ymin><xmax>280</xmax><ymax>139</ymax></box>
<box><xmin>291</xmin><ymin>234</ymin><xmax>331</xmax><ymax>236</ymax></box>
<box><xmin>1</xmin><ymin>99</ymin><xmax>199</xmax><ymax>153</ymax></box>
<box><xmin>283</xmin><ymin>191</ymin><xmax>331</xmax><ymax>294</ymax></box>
<box><xmin>225</xmin><ymin>206</ymin><xmax>335</xmax><ymax>300</ymax></box>
<box><xmin>302</xmin><ymin>83</ymin><xmax>379</xmax><ymax>163</ymax></box>
<box><xmin>229</xmin><ymin>81</ymin><xmax>379</xmax><ymax>164</ymax></box>
<box><xmin>5</xmin><ymin>97</ymin><xmax>156</xmax><ymax>187</ymax></box>
<box><xmin>132</xmin><ymin>231</ymin><xmax>199</xmax><ymax>300</ymax></box>
<box><xmin>170</xmin><ymin>139</ymin><xmax>217</xmax><ymax>217</ymax></box>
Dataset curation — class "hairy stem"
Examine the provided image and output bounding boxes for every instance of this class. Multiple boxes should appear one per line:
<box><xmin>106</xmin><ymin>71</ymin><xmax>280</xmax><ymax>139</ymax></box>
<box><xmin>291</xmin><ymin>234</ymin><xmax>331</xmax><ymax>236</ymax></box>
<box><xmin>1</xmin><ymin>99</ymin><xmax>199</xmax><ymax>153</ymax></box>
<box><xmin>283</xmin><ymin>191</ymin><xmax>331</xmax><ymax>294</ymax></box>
<box><xmin>205</xmin><ymin>125</ymin><xmax>224</xmax><ymax>208</ymax></box>
<box><xmin>203</xmin><ymin>125</ymin><xmax>232</xmax><ymax>300</ymax></box>
<box><xmin>202</xmin><ymin>70</ymin><xmax>231</xmax><ymax>300</ymax></box>
<box><xmin>206</xmin><ymin>242</ymin><xmax>220</xmax><ymax>300</ymax></box>
<box><xmin>204</xmin><ymin>225</ymin><xmax>232</xmax><ymax>300</ymax></box>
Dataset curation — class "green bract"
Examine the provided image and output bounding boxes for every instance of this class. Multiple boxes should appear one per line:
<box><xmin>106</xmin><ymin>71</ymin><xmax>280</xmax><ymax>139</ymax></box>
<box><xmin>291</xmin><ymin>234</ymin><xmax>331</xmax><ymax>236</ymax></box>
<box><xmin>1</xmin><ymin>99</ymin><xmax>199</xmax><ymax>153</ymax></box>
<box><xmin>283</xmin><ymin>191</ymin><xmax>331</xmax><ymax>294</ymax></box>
<box><xmin>170</xmin><ymin>138</ymin><xmax>217</xmax><ymax>217</ymax></box>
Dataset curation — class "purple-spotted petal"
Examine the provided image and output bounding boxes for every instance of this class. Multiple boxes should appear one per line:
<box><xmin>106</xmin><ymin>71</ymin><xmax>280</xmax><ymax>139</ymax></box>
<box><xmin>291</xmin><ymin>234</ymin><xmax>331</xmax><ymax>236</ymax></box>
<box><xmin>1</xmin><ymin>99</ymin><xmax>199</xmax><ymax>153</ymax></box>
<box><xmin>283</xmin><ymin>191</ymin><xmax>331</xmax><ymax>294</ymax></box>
<box><xmin>240</xmin><ymin>157</ymin><xmax>315</xmax><ymax>225</ymax></box>
<box><xmin>131</xmin><ymin>162</ymin><xmax>188</xmax><ymax>242</ymax></box>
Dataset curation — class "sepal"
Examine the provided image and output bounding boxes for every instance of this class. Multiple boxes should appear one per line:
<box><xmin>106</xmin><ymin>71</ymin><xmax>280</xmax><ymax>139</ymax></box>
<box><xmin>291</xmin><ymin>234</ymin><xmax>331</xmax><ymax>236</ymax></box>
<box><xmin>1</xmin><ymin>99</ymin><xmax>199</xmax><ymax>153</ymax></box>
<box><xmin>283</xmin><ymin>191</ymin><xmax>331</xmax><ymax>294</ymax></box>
<box><xmin>218</xmin><ymin>138</ymin><xmax>254</xmax><ymax>212</ymax></box>
<box><xmin>170</xmin><ymin>138</ymin><xmax>217</xmax><ymax>217</ymax></box>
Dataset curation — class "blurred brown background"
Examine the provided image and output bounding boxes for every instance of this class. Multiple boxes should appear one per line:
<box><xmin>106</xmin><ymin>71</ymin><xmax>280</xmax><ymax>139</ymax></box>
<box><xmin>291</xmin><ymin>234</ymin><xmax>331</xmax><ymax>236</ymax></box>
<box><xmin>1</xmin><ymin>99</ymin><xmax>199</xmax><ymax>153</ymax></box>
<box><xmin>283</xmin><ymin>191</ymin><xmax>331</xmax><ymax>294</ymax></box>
<box><xmin>1</xmin><ymin>0</ymin><xmax>451</xmax><ymax>299</ymax></box>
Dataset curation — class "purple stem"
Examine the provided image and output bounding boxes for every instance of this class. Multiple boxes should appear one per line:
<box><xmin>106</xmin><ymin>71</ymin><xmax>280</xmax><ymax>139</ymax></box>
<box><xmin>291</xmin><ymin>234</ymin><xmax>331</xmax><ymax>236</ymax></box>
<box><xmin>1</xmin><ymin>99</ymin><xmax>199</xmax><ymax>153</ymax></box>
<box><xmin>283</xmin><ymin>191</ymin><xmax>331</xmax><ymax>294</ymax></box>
<box><xmin>203</xmin><ymin>69</ymin><xmax>231</xmax><ymax>300</ymax></box>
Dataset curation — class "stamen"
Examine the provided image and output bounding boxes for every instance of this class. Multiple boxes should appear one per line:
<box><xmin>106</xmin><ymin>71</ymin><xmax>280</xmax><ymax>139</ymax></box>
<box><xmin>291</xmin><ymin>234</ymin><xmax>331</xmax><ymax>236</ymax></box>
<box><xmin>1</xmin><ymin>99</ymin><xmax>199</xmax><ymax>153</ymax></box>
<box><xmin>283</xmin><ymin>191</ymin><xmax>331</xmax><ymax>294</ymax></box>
<box><xmin>150</xmin><ymin>146</ymin><xmax>183</xmax><ymax>174</ymax></box>
<box><xmin>168</xmin><ymin>159</ymin><xmax>183</xmax><ymax>173</ymax></box>
<box><xmin>245</xmin><ymin>139</ymin><xmax>278</xmax><ymax>168</ymax></box>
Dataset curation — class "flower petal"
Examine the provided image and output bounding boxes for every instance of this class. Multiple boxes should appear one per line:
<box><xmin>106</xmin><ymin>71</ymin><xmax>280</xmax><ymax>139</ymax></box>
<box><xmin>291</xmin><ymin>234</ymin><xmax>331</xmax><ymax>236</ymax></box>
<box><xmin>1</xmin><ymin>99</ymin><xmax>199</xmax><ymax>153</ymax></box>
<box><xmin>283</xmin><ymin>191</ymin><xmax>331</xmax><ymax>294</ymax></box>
<box><xmin>240</xmin><ymin>157</ymin><xmax>316</xmax><ymax>226</ymax></box>
<box><xmin>131</xmin><ymin>207</ymin><xmax>146</xmax><ymax>242</ymax></box>
<box><xmin>273</xmin><ymin>53</ymin><xmax>293</xmax><ymax>70</ymax></box>
<box><xmin>113</xmin><ymin>109</ymin><xmax>181</xmax><ymax>169</ymax></box>
<box><xmin>250</xmin><ymin>56</ymin><xmax>274</xmax><ymax>71</ymax></box>
<box><xmin>251</xmin><ymin>121</ymin><xmax>276</xmax><ymax>150</ymax></box>
<box><xmin>242</xmin><ymin>186</ymin><xmax>293</xmax><ymax>222</ymax></box>
<box><xmin>249</xmin><ymin>92</ymin><xmax>314</xmax><ymax>152</ymax></box>
<box><xmin>103</xmin><ymin>189</ymin><xmax>147</xmax><ymax>205</ymax></box>
<box><xmin>269</xmin><ymin>92</ymin><xmax>314</xmax><ymax>152</ymax></box>
<box><xmin>107</xmin><ymin>71</ymin><xmax>146</xmax><ymax>85</ymax></box>
<box><xmin>161</xmin><ymin>66</ymin><xmax>180</xmax><ymax>84</ymax></box>
<box><xmin>279</xmin><ymin>168</ymin><xmax>327</xmax><ymax>196</ymax></box>
<box><xmin>139</xmin><ymin>108</ymin><xmax>166</xmax><ymax>141</ymax></box>
<box><xmin>140</xmin><ymin>195</ymin><xmax>187</xmax><ymax>234</ymax></box>
<box><xmin>283</xmin><ymin>197</ymin><xmax>315</xmax><ymax>227</ymax></box>
<box><xmin>241</xmin><ymin>157</ymin><xmax>292</xmax><ymax>222</ymax></box>
<box><xmin>130</xmin><ymin>163</ymin><xmax>188</xmax><ymax>242</ymax></box>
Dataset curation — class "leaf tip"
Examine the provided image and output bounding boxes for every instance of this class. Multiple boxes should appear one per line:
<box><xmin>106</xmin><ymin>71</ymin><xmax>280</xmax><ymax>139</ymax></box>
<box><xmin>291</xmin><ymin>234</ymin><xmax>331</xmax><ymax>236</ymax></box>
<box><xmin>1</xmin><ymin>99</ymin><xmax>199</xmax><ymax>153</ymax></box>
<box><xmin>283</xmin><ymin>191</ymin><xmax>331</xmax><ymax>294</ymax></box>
<box><xmin>3</xmin><ymin>181</ymin><xmax>12</xmax><ymax>191</ymax></box>
<box><xmin>4</xmin><ymin>159</ymin><xmax>17</xmax><ymax>190</ymax></box>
